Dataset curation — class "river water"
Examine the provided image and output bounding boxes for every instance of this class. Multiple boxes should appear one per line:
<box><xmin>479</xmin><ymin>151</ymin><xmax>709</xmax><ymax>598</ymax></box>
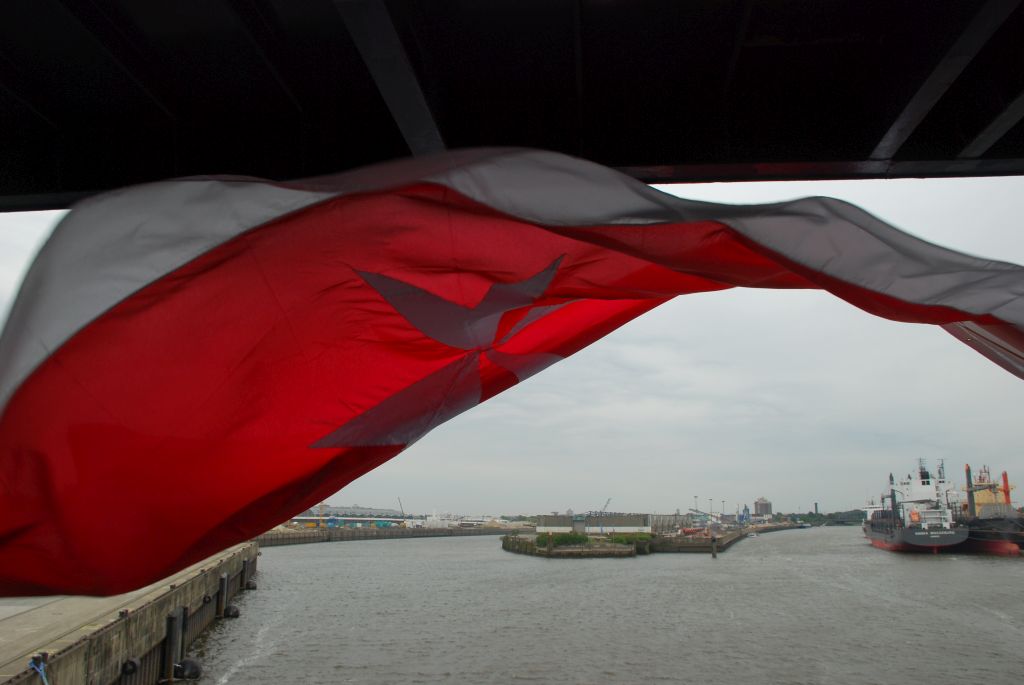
<box><xmin>190</xmin><ymin>527</ymin><xmax>1024</xmax><ymax>684</ymax></box>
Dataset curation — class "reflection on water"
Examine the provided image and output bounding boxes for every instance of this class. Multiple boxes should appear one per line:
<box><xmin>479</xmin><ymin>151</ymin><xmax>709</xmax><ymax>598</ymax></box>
<box><xmin>191</xmin><ymin>528</ymin><xmax>1024</xmax><ymax>684</ymax></box>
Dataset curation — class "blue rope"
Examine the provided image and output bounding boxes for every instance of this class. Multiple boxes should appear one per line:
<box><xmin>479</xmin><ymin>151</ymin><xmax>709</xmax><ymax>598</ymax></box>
<box><xmin>28</xmin><ymin>658</ymin><xmax>50</xmax><ymax>685</ymax></box>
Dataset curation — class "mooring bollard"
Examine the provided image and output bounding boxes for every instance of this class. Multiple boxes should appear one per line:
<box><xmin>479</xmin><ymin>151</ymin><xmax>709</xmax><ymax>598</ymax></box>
<box><xmin>164</xmin><ymin>607</ymin><xmax>184</xmax><ymax>682</ymax></box>
<box><xmin>216</xmin><ymin>573</ymin><xmax>228</xmax><ymax>617</ymax></box>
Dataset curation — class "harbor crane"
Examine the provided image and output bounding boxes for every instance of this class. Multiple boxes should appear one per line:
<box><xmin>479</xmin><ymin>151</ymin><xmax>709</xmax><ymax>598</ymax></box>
<box><xmin>598</xmin><ymin>498</ymin><xmax>612</xmax><ymax>534</ymax></box>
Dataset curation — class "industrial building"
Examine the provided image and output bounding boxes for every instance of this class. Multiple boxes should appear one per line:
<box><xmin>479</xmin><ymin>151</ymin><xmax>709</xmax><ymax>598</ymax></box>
<box><xmin>537</xmin><ymin>513</ymin><xmax>652</xmax><ymax>535</ymax></box>
<box><xmin>754</xmin><ymin>497</ymin><xmax>773</xmax><ymax>516</ymax></box>
<box><xmin>651</xmin><ymin>513</ymin><xmax>689</xmax><ymax>533</ymax></box>
<box><xmin>323</xmin><ymin>504</ymin><xmax>404</xmax><ymax>518</ymax></box>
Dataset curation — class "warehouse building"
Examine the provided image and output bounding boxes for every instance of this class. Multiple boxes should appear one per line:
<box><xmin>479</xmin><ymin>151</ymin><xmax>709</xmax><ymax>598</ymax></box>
<box><xmin>536</xmin><ymin>513</ymin><xmax>651</xmax><ymax>535</ymax></box>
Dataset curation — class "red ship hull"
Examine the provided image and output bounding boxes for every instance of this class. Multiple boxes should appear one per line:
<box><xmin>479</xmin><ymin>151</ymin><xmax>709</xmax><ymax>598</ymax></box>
<box><xmin>868</xmin><ymin>537</ymin><xmax>955</xmax><ymax>554</ymax></box>
<box><xmin>960</xmin><ymin>538</ymin><xmax>1021</xmax><ymax>556</ymax></box>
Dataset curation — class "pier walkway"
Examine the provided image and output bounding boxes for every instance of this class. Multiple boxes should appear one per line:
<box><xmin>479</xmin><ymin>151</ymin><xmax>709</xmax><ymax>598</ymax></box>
<box><xmin>0</xmin><ymin>543</ymin><xmax>257</xmax><ymax>684</ymax></box>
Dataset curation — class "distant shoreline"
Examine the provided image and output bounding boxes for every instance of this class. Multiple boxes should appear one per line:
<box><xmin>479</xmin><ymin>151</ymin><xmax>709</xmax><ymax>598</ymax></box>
<box><xmin>255</xmin><ymin>525</ymin><xmax>512</xmax><ymax>547</ymax></box>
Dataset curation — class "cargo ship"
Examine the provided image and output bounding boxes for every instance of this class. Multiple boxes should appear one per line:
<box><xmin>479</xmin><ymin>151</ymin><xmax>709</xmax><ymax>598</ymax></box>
<box><xmin>959</xmin><ymin>464</ymin><xmax>1024</xmax><ymax>556</ymax></box>
<box><xmin>863</xmin><ymin>460</ymin><xmax>968</xmax><ymax>553</ymax></box>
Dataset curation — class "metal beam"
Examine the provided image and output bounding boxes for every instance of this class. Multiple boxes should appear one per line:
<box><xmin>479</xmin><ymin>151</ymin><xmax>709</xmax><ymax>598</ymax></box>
<box><xmin>959</xmin><ymin>88</ymin><xmax>1024</xmax><ymax>158</ymax></box>
<box><xmin>620</xmin><ymin>157</ymin><xmax>1024</xmax><ymax>184</ymax></box>
<box><xmin>223</xmin><ymin>0</ymin><xmax>305</xmax><ymax>118</ymax></box>
<box><xmin>870</xmin><ymin>0</ymin><xmax>1020</xmax><ymax>161</ymax></box>
<box><xmin>55</xmin><ymin>0</ymin><xmax>175</xmax><ymax>122</ymax></box>
<box><xmin>54</xmin><ymin>0</ymin><xmax>179</xmax><ymax>174</ymax></box>
<box><xmin>0</xmin><ymin>64</ymin><xmax>59</xmax><ymax>132</ymax></box>
<box><xmin>8</xmin><ymin>156</ymin><xmax>1024</xmax><ymax>213</ymax></box>
<box><xmin>224</xmin><ymin>0</ymin><xmax>308</xmax><ymax>173</ymax></box>
<box><xmin>333</xmin><ymin>0</ymin><xmax>445</xmax><ymax>156</ymax></box>
<box><xmin>720</xmin><ymin>0</ymin><xmax>754</xmax><ymax>100</ymax></box>
<box><xmin>572</xmin><ymin>0</ymin><xmax>585</xmax><ymax>156</ymax></box>
<box><xmin>0</xmin><ymin>191</ymin><xmax>94</xmax><ymax>213</ymax></box>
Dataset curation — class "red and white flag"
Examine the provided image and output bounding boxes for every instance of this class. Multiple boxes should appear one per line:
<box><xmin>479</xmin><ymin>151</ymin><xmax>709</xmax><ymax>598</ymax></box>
<box><xmin>2</xmin><ymin>149</ymin><xmax>1023</xmax><ymax>595</ymax></box>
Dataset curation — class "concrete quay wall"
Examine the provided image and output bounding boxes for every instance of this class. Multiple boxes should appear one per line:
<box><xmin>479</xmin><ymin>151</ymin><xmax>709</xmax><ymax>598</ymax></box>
<box><xmin>2</xmin><ymin>543</ymin><xmax>258</xmax><ymax>685</ymax></box>
<box><xmin>650</xmin><ymin>524</ymin><xmax>798</xmax><ymax>553</ymax></box>
<box><xmin>502</xmin><ymin>525</ymin><xmax>799</xmax><ymax>556</ymax></box>
<box><xmin>650</xmin><ymin>530</ymin><xmax>744</xmax><ymax>553</ymax></box>
<box><xmin>501</xmin><ymin>535</ymin><xmax>637</xmax><ymax>558</ymax></box>
<box><xmin>256</xmin><ymin>526</ymin><xmax>509</xmax><ymax>547</ymax></box>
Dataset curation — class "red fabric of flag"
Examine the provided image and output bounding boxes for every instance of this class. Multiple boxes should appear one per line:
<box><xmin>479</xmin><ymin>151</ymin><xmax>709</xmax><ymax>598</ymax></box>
<box><xmin>1</xmin><ymin>149</ymin><xmax>1022</xmax><ymax>595</ymax></box>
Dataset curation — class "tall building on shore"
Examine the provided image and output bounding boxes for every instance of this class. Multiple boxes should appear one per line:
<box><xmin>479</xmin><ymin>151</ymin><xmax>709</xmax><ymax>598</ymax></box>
<box><xmin>754</xmin><ymin>497</ymin><xmax>773</xmax><ymax>516</ymax></box>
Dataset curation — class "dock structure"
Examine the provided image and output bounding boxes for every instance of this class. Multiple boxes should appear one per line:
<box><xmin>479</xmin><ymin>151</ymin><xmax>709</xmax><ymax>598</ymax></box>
<box><xmin>650</xmin><ymin>525</ymin><xmax>798</xmax><ymax>553</ymax></box>
<box><xmin>256</xmin><ymin>525</ymin><xmax>508</xmax><ymax>547</ymax></box>
<box><xmin>502</xmin><ymin>524</ymin><xmax>800</xmax><ymax>560</ymax></box>
<box><xmin>0</xmin><ymin>542</ymin><xmax>258</xmax><ymax>685</ymax></box>
<box><xmin>649</xmin><ymin>531</ymin><xmax>745</xmax><ymax>553</ymax></box>
<box><xmin>502</xmin><ymin>535</ymin><xmax>638</xmax><ymax>558</ymax></box>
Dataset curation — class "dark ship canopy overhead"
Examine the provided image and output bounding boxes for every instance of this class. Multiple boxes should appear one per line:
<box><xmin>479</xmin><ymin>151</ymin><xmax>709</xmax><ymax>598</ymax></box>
<box><xmin>2</xmin><ymin>0</ymin><xmax>1024</xmax><ymax>211</ymax></box>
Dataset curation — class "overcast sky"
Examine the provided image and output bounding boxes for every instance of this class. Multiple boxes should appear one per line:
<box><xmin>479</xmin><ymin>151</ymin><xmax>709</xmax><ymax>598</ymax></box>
<box><xmin>3</xmin><ymin>176</ymin><xmax>1023</xmax><ymax>517</ymax></box>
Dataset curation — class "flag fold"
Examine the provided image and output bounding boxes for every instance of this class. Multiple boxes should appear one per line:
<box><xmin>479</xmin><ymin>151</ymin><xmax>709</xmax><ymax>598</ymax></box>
<box><xmin>1</xmin><ymin>148</ymin><xmax>1022</xmax><ymax>594</ymax></box>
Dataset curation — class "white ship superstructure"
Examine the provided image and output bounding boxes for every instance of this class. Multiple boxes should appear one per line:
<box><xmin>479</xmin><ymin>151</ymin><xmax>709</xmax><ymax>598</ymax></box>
<box><xmin>863</xmin><ymin>459</ymin><xmax>967</xmax><ymax>552</ymax></box>
<box><xmin>893</xmin><ymin>459</ymin><xmax>959</xmax><ymax>530</ymax></box>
